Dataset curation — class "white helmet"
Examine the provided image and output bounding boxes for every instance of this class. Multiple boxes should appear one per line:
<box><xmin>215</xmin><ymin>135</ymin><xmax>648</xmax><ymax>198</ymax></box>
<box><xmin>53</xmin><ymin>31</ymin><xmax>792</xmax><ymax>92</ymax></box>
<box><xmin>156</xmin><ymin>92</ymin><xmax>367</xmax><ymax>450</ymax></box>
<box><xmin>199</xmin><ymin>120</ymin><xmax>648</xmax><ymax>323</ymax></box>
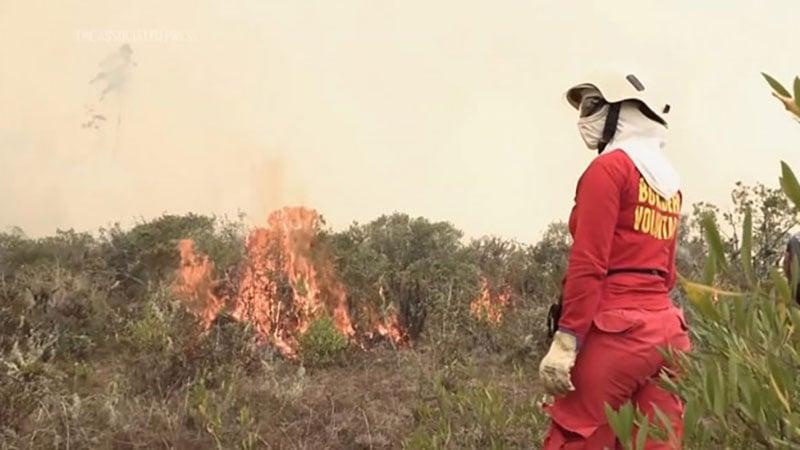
<box><xmin>565</xmin><ymin>71</ymin><xmax>671</xmax><ymax>126</ymax></box>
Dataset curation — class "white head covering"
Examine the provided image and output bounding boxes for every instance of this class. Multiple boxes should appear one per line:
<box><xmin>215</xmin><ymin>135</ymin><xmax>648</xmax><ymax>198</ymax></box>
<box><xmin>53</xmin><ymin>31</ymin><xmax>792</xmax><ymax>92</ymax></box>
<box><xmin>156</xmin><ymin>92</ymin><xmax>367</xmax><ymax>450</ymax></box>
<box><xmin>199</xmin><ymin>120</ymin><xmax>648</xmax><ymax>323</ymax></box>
<box><xmin>604</xmin><ymin>102</ymin><xmax>680</xmax><ymax>199</ymax></box>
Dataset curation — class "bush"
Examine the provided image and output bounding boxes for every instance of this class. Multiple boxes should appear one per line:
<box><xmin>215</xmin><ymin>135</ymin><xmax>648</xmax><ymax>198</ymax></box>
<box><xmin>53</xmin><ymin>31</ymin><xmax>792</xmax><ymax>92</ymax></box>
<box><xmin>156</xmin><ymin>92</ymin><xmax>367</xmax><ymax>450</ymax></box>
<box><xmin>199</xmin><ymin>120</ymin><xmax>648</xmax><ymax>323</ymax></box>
<box><xmin>299</xmin><ymin>315</ymin><xmax>349</xmax><ymax>367</ymax></box>
<box><xmin>326</xmin><ymin>213</ymin><xmax>475</xmax><ymax>343</ymax></box>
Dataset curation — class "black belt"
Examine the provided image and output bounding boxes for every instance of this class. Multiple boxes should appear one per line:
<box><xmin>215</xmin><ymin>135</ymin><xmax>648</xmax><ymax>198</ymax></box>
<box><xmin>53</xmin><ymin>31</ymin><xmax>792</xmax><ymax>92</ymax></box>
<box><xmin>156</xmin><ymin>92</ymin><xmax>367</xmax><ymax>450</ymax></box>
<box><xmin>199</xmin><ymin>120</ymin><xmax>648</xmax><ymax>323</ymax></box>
<box><xmin>546</xmin><ymin>267</ymin><xmax>667</xmax><ymax>340</ymax></box>
<box><xmin>606</xmin><ymin>268</ymin><xmax>667</xmax><ymax>278</ymax></box>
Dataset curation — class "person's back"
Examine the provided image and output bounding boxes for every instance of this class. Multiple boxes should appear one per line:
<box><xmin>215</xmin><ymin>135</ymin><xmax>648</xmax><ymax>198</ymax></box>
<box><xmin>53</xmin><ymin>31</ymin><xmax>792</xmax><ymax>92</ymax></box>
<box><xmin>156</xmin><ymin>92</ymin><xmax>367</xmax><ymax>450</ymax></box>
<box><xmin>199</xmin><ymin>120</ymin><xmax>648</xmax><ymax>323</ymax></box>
<box><xmin>565</xmin><ymin>150</ymin><xmax>680</xmax><ymax>312</ymax></box>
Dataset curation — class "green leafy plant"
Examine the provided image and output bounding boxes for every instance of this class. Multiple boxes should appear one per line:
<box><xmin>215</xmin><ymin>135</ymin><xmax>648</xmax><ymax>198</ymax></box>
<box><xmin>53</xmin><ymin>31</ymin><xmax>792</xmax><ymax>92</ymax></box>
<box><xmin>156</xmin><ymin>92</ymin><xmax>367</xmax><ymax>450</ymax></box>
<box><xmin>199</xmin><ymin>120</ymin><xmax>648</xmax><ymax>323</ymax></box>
<box><xmin>298</xmin><ymin>315</ymin><xmax>349</xmax><ymax>367</ymax></box>
<box><xmin>605</xmin><ymin>402</ymin><xmax>677</xmax><ymax>450</ymax></box>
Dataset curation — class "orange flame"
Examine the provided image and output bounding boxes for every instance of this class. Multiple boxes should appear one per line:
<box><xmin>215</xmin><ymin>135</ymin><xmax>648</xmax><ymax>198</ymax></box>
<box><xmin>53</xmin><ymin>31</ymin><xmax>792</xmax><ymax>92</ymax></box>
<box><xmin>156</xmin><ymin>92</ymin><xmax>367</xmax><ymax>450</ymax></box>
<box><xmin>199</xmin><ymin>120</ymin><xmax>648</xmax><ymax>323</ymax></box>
<box><xmin>374</xmin><ymin>310</ymin><xmax>406</xmax><ymax>344</ymax></box>
<box><xmin>231</xmin><ymin>207</ymin><xmax>355</xmax><ymax>358</ymax></box>
<box><xmin>469</xmin><ymin>277</ymin><xmax>511</xmax><ymax>324</ymax></box>
<box><xmin>363</xmin><ymin>289</ymin><xmax>408</xmax><ymax>345</ymax></box>
<box><xmin>172</xmin><ymin>239</ymin><xmax>223</xmax><ymax>330</ymax></box>
<box><xmin>172</xmin><ymin>207</ymin><xmax>406</xmax><ymax>358</ymax></box>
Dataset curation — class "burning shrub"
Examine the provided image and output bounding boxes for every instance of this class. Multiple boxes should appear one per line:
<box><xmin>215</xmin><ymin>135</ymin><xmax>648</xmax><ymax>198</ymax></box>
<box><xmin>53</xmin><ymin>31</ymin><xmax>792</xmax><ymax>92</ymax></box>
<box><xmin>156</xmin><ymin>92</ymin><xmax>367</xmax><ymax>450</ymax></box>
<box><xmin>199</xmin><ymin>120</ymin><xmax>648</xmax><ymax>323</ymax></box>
<box><xmin>418</xmin><ymin>236</ymin><xmax>556</xmax><ymax>360</ymax></box>
<box><xmin>469</xmin><ymin>276</ymin><xmax>512</xmax><ymax>325</ymax></box>
<box><xmin>230</xmin><ymin>208</ymin><xmax>356</xmax><ymax>357</ymax></box>
<box><xmin>298</xmin><ymin>315</ymin><xmax>349</xmax><ymax>367</ymax></box>
<box><xmin>100</xmin><ymin>213</ymin><xmax>245</xmax><ymax>298</ymax></box>
<box><xmin>164</xmin><ymin>209</ymin><xmax>562</xmax><ymax>362</ymax></box>
<box><xmin>172</xmin><ymin>239</ymin><xmax>224</xmax><ymax>330</ymax></box>
<box><xmin>171</xmin><ymin>207</ymin><xmax>415</xmax><ymax>360</ymax></box>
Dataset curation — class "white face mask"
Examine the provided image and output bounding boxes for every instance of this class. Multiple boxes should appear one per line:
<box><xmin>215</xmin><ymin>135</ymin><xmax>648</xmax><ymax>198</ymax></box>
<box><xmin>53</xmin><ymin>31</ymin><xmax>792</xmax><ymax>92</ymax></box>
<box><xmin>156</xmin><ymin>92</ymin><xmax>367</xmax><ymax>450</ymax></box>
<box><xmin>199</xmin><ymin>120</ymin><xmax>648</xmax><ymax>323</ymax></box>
<box><xmin>576</xmin><ymin>104</ymin><xmax>609</xmax><ymax>150</ymax></box>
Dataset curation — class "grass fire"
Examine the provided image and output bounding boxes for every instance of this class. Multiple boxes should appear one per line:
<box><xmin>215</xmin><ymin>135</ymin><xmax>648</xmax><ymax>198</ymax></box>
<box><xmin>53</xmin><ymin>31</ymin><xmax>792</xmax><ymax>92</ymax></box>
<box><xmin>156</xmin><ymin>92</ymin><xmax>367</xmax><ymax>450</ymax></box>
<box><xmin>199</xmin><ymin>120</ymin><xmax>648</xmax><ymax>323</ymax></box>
<box><xmin>173</xmin><ymin>207</ymin><xmax>408</xmax><ymax>359</ymax></box>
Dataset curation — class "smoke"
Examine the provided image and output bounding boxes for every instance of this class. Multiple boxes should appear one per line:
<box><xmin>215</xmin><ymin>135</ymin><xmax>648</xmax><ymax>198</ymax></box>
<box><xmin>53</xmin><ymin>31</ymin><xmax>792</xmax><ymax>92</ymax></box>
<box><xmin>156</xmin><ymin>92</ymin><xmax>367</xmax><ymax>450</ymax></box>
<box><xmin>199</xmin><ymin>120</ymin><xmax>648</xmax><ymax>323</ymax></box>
<box><xmin>4</xmin><ymin>1</ymin><xmax>797</xmax><ymax>242</ymax></box>
<box><xmin>250</xmin><ymin>158</ymin><xmax>308</xmax><ymax>225</ymax></box>
<box><xmin>90</xmin><ymin>44</ymin><xmax>136</xmax><ymax>102</ymax></box>
<box><xmin>82</xmin><ymin>44</ymin><xmax>135</xmax><ymax>144</ymax></box>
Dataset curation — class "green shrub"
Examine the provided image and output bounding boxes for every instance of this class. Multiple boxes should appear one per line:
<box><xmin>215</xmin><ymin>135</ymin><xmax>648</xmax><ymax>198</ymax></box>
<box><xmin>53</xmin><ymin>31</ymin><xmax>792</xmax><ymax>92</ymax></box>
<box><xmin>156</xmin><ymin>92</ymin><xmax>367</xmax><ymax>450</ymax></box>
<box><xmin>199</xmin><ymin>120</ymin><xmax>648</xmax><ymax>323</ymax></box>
<box><xmin>124</xmin><ymin>296</ymin><xmax>175</xmax><ymax>355</ymax></box>
<box><xmin>298</xmin><ymin>315</ymin><xmax>349</xmax><ymax>367</ymax></box>
<box><xmin>326</xmin><ymin>213</ymin><xmax>474</xmax><ymax>342</ymax></box>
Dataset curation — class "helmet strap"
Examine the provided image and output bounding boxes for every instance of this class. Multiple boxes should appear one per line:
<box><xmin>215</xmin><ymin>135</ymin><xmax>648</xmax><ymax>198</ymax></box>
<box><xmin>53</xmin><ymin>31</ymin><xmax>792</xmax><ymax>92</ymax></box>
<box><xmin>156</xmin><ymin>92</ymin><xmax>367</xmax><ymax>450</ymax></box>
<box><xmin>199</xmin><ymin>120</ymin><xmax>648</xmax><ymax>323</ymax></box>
<box><xmin>598</xmin><ymin>102</ymin><xmax>621</xmax><ymax>154</ymax></box>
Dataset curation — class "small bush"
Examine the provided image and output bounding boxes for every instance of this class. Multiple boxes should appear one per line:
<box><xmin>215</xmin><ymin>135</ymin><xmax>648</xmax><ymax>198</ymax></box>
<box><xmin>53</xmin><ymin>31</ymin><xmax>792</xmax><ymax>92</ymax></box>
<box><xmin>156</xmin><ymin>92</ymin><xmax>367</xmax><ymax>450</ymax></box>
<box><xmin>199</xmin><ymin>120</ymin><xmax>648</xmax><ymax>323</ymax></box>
<box><xmin>124</xmin><ymin>296</ymin><xmax>175</xmax><ymax>355</ymax></box>
<box><xmin>299</xmin><ymin>315</ymin><xmax>349</xmax><ymax>367</ymax></box>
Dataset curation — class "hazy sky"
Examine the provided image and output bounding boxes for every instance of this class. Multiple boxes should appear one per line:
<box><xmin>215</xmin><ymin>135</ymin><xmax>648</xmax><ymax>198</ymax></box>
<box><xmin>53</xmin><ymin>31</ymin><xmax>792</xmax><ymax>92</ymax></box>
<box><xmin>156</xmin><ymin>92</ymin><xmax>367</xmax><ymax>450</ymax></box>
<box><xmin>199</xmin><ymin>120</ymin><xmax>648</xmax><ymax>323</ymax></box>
<box><xmin>1</xmin><ymin>1</ymin><xmax>799</xmax><ymax>242</ymax></box>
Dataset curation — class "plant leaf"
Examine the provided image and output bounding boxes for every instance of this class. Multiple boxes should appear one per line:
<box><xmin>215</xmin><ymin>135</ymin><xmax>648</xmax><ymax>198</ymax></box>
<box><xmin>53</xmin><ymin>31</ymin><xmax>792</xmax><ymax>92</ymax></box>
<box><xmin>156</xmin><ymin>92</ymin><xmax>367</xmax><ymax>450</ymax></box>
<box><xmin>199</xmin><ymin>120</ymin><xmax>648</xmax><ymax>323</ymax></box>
<box><xmin>678</xmin><ymin>276</ymin><xmax>744</xmax><ymax>322</ymax></box>
<box><xmin>680</xmin><ymin>276</ymin><xmax>744</xmax><ymax>299</ymax></box>
<box><xmin>771</xmin><ymin>268</ymin><xmax>792</xmax><ymax>305</ymax></box>
<box><xmin>713</xmin><ymin>363</ymin><xmax>726</xmax><ymax>421</ymax></box>
<box><xmin>793</xmin><ymin>77</ymin><xmax>800</xmax><ymax>110</ymax></box>
<box><xmin>780</xmin><ymin>161</ymin><xmax>800</xmax><ymax>210</ymax></box>
<box><xmin>741</xmin><ymin>208</ymin><xmax>754</xmax><ymax>286</ymax></box>
<box><xmin>702</xmin><ymin>214</ymin><xmax>728</xmax><ymax>270</ymax></box>
<box><xmin>635</xmin><ymin>416</ymin><xmax>650</xmax><ymax>450</ymax></box>
<box><xmin>769</xmin><ymin>371</ymin><xmax>792</xmax><ymax>414</ymax></box>
<box><xmin>703</xmin><ymin>249</ymin><xmax>717</xmax><ymax>286</ymax></box>
<box><xmin>606</xmin><ymin>403</ymin><xmax>635</xmax><ymax>450</ymax></box>
<box><xmin>652</xmin><ymin>405</ymin><xmax>676</xmax><ymax>447</ymax></box>
<box><xmin>682</xmin><ymin>399</ymin><xmax>700</xmax><ymax>439</ymax></box>
<box><xmin>728</xmin><ymin>354</ymin><xmax>740</xmax><ymax>405</ymax></box>
<box><xmin>791</xmin><ymin>253</ymin><xmax>799</xmax><ymax>304</ymax></box>
<box><xmin>763</xmin><ymin>72</ymin><xmax>791</xmax><ymax>97</ymax></box>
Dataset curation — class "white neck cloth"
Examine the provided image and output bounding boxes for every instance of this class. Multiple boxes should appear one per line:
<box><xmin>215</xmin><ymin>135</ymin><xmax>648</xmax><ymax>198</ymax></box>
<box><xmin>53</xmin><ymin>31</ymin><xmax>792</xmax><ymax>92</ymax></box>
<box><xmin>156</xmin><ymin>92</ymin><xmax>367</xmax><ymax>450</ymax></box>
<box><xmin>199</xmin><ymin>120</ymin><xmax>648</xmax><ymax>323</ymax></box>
<box><xmin>604</xmin><ymin>102</ymin><xmax>680</xmax><ymax>199</ymax></box>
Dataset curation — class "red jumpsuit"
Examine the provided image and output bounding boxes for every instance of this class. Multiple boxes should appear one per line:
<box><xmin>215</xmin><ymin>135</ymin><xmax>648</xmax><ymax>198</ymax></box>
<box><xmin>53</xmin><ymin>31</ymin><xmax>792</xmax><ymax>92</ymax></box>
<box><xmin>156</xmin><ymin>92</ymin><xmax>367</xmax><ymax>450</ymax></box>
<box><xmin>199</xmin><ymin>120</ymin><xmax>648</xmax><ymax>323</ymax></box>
<box><xmin>543</xmin><ymin>149</ymin><xmax>691</xmax><ymax>450</ymax></box>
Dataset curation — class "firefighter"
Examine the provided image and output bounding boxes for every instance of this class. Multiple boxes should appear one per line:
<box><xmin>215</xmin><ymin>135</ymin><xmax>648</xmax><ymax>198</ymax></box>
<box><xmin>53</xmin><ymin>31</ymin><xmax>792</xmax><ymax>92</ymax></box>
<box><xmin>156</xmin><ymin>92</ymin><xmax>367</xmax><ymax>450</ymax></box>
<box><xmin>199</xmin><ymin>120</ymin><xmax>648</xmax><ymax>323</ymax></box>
<box><xmin>539</xmin><ymin>71</ymin><xmax>691</xmax><ymax>449</ymax></box>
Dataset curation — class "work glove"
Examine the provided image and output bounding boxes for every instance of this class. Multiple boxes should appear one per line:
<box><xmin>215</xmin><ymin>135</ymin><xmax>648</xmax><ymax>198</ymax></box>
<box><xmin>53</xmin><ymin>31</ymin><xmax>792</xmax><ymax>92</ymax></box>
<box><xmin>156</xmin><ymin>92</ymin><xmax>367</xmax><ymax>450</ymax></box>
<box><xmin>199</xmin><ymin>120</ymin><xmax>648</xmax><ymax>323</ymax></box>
<box><xmin>538</xmin><ymin>331</ymin><xmax>578</xmax><ymax>396</ymax></box>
